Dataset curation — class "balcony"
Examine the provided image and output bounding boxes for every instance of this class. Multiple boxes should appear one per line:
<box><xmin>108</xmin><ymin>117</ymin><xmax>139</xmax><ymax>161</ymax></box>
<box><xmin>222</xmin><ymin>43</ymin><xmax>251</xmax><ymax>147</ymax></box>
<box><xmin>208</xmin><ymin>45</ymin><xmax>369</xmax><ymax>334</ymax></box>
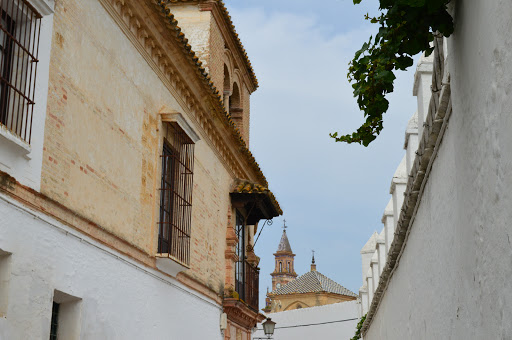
<box><xmin>235</xmin><ymin>260</ymin><xmax>259</xmax><ymax>311</ymax></box>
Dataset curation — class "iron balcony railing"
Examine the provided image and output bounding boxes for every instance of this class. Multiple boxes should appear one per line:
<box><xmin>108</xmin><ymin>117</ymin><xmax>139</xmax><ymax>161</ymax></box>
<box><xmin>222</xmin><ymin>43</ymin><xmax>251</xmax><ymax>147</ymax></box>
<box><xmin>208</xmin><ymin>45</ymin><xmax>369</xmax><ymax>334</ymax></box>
<box><xmin>235</xmin><ymin>260</ymin><xmax>259</xmax><ymax>311</ymax></box>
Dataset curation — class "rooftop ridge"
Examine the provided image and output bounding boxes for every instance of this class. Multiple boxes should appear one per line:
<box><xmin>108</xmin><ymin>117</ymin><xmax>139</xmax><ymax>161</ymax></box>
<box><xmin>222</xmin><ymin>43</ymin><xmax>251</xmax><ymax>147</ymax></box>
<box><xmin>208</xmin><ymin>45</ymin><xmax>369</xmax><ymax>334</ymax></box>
<box><xmin>270</xmin><ymin>270</ymin><xmax>357</xmax><ymax>298</ymax></box>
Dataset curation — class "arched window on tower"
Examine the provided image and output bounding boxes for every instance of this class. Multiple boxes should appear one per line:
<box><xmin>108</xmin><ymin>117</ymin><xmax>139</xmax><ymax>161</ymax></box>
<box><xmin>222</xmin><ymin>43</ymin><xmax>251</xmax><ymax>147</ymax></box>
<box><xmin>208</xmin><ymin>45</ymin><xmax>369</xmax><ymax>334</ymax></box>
<box><xmin>229</xmin><ymin>82</ymin><xmax>243</xmax><ymax>132</ymax></box>
<box><xmin>287</xmin><ymin>262</ymin><xmax>290</xmax><ymax>272</ymax></box>
<box><xmin>279</xmin><ymin>262</ymin><xmax>282</xmax><ymax>272</ymax></box>
<box><xmin>223</xmin><ymin>64</ymin><xmax>231</xmax><ymax>112</ymax></box>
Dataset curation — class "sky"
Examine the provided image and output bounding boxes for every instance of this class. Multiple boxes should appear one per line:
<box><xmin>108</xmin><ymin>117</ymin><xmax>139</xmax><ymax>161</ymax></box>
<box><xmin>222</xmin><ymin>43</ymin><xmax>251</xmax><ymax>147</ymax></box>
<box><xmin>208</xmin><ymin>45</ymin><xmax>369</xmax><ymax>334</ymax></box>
<box><xmin>222</xmin><ymin>0</ymin><xmax>418</xmax><ymax>307</ymax></box>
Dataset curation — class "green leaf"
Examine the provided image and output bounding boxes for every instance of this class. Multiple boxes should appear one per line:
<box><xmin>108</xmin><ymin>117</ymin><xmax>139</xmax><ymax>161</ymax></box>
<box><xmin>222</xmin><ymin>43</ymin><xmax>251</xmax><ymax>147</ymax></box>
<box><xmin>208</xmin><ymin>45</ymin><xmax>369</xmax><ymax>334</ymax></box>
<box><xmin>336</xmin><ymin>0</ymin><xmax>453</xmax><ymax>146</ymax></box>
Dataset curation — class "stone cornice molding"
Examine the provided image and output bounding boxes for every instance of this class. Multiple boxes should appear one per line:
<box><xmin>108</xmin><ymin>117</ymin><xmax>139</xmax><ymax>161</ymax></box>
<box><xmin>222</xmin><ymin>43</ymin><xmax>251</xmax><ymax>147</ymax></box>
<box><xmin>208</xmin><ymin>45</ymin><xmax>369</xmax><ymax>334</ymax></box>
<box><xmin>28</xmin><ymin>0</ymin><xmax>54</xmax><ymax>16</ymax></box>
<box><xmin>160</xmin><ymin>111</ymin><xmax>201</xmax><ymax>143</ymax></box>
<box><xmin>98</xmin><ymin>0</ymin><xmax>264</xmax><ymax>187</ymax></box>
<box><xmin>223</xmin><ymin>298</ymin><xmax>265</xmax><ymax>329</ymax></box>
<box><xmin>362</xmin><ymin>35</ymin><xmax>452</xmax><ymax>336</ymax></box>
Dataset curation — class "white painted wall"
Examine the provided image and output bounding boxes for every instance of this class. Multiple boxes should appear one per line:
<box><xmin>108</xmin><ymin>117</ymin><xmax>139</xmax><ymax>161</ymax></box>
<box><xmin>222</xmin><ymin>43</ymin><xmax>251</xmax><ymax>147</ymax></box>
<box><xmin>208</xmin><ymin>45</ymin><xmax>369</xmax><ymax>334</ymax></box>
<box><xmin>404</xmin><ymin>111</ymin><xmax>419</xmax><ymax>175</ymax></box>
<box><xmin>376</xmin><ymin>230</ymin><xmax>386</xmax><ymax>275</ymax></box>
<box><xmin>381</xmin><ymin>199</ymin><xmax>394</xmax><ymax>256</ymax></box>
<box><xmin>365</xmin><ymin>1</ymin><xmax>512</xmax><ymax>338</ymax></box>
<box><xmin>413</xmin><ymin>53</ymin><xmax>433</xmax><ymax>138</ymax></box>
<box><xmin>390</xmin><ymin>156</ymin><xmax>407</xmax><ymax>230</ymax></box>
<box><xmin>0</xmin><ymin>193</ymin><xmax>223</xmax><ymax>340</ymax></box>
<box><xmin>360</xmin><ymin>231</ymin><xmax>378</xmax><ymax>283</ymax></box>
<box><xmin>252</xmin><ymin>301</ymin><xmax>359</xmax><ymax>340</ymax></box>
<box><xmin>0</xmin><ymin>0</ymin><xmax>54</xmax><ymax>191</ymax></box>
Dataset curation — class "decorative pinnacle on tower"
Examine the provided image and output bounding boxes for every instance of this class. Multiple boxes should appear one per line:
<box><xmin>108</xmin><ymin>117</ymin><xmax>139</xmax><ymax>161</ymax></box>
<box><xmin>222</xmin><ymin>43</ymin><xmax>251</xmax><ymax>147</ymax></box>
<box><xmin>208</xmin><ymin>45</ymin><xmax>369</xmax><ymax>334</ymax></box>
<box><xmin>311</xmin><ymin>250</ymin><xmax>316</xmax><ymax>271</ymax></box>
<box><xmin>271</xmin><ymin>219</ymin><xmax>297</xmax><ymax>291</ymax></box>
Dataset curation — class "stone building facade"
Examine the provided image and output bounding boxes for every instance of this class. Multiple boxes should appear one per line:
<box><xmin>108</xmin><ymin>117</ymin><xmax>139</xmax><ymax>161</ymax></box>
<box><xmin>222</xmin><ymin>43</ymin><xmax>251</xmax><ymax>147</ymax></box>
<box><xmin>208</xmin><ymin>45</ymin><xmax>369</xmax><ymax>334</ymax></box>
<box><xmin>0</xmin><ymin>0</ymin><xmax>281</xmax><ymax>339</ymax></box>
<box><xmin>358</xmin><ymin>1</ymin><xmax>512</xmax><ymax>338</ymax></box>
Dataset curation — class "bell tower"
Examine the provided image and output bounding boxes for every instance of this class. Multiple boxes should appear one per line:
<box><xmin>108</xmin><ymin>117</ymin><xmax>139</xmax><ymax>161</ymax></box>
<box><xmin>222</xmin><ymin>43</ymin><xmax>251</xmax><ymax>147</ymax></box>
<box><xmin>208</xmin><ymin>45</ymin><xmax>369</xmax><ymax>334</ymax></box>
<box><xmin>271</xmin><ymin>220</ymin><xmax>297</xmax><ymax>291</ymax></box>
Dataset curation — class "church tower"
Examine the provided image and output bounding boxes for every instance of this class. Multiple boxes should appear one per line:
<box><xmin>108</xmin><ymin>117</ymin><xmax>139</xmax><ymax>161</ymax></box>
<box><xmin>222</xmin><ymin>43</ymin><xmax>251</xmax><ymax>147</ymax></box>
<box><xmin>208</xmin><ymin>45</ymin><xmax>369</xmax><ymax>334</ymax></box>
<box><xmin>271</xmin><ymin>222</ymin><xmax>297</xmax><ymax>291</ymax></box>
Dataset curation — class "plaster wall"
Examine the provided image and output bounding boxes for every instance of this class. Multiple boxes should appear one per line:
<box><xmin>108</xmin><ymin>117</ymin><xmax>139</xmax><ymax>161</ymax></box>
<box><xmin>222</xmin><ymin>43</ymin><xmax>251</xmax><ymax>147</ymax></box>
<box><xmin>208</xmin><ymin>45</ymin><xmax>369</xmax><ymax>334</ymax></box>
<box><xmin>365</xmin><ymin>1</ymin><xmax>512</xmax><ymax>338</ymax></box>
<box><xmin>0</xmin><ymin>193</ymin><xmax>223</xmax><ymax>340</ymax></box>
<box><xmin>359</xmin><ymin>288</ymin><xmax>368</xmax><ymax>316</ymax></box>
<box><xmin>383</xmin><ymin>214</ymin><xmax>394</xmax><ymax>256</ymax></box>
<box><xmin>390</xmin><ymin>156</ymin><xmax>407</xmax><ymax>230</ymax></box>
<box><xmin>361</xmin><ymin>232</ymin><xmax>377</xmax><ymax>283</ymax></box>
<box><xmin>270</xmin><ymin>292</ymin><xmax>355</xmax><ymax>313</ymax></box>
<box><xmin>391</xmin><ymin>183</ymin><xmax>406</xmax><ymax>230</ymax></box>
<box><xmin>413</xmin><ymin>55</ymin><xmax>433</xmax><ymax>138</ymax></box>
<box><xmin>166</xmin><ymin>4</ymin><xmax>212</xmax><ymax>75</ymax></box>
<box><xmin>253</xmin><ymin>301</ymin><xmax>359</xmax><ymax>340</ymax></box>
<box><xmin>377</xmin><ymin>236</ymin><xmax>386</xmax><ymax>275</ymax></box>
<box><xmin>41</xmin><ymin>0</ymin><xmax>231</xmax><ymax>293</ymax></box>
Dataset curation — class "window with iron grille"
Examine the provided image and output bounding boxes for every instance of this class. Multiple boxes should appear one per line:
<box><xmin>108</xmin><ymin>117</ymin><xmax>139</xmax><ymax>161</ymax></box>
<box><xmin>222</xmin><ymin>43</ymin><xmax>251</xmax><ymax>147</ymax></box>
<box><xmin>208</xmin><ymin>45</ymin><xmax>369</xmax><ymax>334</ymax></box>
<box><xmin>0</xmin><ymin>0</ymin><xmax>42</xmax><ymax>144</ymax></box>
<box><xmin>235</xmin><ymin>210</ymin><xmax>245</xmax><ymax>298</ymax></box>
<box><xmin>49</xmin><ymin>302</ymin><xmax>59</xmax><ymax>340</ymax></box>
<box><xmin>234</xmin><ymin>211</ymin><xmax>259</xmax><ymax>310</ymax></box>
<box><xmin>158</xmin><ymin>122</ymin><xmax>195</xmax><ymax>265</ymax></box>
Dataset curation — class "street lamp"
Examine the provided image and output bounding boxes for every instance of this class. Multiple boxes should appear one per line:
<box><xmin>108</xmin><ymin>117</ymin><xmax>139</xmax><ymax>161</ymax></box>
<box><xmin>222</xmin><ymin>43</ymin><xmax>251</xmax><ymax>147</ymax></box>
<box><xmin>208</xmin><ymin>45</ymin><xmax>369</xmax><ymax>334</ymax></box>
<box><xmin>262</xmin><ymin>318</ymin><xmax>276</xmax><ymax>339</ymax></box>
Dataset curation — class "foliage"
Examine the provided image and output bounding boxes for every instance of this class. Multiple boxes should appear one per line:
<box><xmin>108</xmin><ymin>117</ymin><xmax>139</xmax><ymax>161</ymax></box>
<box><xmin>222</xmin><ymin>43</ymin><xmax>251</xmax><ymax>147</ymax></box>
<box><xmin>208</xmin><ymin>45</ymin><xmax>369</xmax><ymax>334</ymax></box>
<box><xmin>331</xmin><ymin>0</ymin><xmax>453</xmax><ymax>146</ymax></box>
<box><xmin>350</xmin><ymin>314</ymin><xmax>366</xmax><ymax>340</ymax></box>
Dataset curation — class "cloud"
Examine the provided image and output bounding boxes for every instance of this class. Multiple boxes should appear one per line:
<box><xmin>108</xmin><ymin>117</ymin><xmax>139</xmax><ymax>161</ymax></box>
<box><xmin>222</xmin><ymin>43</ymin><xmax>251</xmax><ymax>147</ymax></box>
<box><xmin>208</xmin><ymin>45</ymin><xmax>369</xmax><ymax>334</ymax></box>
<box><xmin>227</xmin><ymin>5</ymin><xmax>418</xmax><ymax>302</ymax></box>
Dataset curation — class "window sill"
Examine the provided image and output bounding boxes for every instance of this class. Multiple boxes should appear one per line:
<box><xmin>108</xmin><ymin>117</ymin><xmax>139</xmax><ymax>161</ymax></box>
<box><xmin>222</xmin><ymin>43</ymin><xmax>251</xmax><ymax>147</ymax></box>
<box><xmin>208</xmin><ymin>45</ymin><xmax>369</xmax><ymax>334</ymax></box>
<box><xmin>28</xmin><ymin>0</ymin><xmax>55</xmax><ymax>16</ymax></box>
<box><xmin>0</xmin><ymin>126</ymin><xmax>32</xmax><ymax>159</ymax></box>
<box><xmin>155</xmin><ymin>254</ymin><xmax>189</xmax><ymax>277</ymax></box>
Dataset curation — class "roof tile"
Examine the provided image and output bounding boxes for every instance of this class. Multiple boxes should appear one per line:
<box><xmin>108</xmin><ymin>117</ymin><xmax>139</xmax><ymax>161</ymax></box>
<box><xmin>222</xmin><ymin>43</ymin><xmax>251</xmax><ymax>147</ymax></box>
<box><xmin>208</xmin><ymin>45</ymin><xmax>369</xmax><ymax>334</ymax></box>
<box><xmin>271</xmin><ymin>271</ymin><xmax>357</xmax><ymax>298</ymax></box>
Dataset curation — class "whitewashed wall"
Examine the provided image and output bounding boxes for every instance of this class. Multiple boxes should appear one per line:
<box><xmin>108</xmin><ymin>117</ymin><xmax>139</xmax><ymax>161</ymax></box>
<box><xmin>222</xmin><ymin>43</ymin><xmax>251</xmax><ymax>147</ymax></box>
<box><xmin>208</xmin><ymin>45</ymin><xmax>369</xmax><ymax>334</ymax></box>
<box><xmin>0</xmin><ymin>193</ymin><xmax>223</xmax><ymax>340</ymax></box>
<box><xmin>252</xmin><ymin>301</ymin><xmax>359</xmax><ymax>340</ymax></box>
<box><xmin>365</xmin><ymin>0</ymin><xmax>512</xmax><ymax>338</ymax></box>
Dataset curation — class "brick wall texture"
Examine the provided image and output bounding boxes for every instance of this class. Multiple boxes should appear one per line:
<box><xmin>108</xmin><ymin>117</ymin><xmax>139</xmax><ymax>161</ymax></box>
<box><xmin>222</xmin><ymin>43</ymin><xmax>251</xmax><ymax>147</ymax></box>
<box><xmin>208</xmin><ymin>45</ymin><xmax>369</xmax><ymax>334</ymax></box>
<box><xmin>39</xmin><ymin>0</ymin><xmax>258</xmax><ymax>296</ymax></box>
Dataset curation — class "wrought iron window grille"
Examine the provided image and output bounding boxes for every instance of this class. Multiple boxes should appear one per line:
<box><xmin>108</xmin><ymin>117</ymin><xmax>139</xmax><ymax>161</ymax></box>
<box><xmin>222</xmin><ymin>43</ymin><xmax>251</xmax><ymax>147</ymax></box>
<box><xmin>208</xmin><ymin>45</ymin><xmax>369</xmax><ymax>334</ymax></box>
<box><xmin>158</xmin><ymin>122</ymin><xmax>195</xmax><ymax>266</ymax></box>
<box><xmin>234</xmin><ymin>210</ymin><xmax>259</xmax><ymax>311</ymax></box>
<box><xmin>0</xmin><ymin>0</ymin><xmax>42</xmax><ymax>144</ymax></box>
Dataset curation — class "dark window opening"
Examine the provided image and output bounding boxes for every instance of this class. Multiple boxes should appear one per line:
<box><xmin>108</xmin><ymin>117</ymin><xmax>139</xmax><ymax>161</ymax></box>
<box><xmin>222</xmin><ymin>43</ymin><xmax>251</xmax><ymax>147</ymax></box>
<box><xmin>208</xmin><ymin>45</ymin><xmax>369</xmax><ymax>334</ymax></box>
<box><xmin>235</xmin><ymin>210</ymin><xmax>245</xmax><ymax>298</ymax></box>
<box><xmin>49</xmin><ymin>302</ymin><xmax>59</xmax><ymax>340</ymax></box>
<box><xmin>158</xmin><ymin>123</ymin><xmax>195</xmax><ymax>265</ymax></box>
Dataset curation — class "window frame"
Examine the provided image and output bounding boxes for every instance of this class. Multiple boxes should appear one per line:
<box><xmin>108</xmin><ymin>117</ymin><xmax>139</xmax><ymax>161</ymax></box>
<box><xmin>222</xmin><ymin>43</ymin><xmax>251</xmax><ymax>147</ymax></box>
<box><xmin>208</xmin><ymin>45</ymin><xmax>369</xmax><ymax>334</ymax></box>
<box><xmin>0</xmin><ymin>0</ymin><xmax>42</xmax><ymax>144</ymax></box>
<box><xmin>157</xmin><ymin>122</ymin><xmax>195</xmax><ymax>266</ymax></box>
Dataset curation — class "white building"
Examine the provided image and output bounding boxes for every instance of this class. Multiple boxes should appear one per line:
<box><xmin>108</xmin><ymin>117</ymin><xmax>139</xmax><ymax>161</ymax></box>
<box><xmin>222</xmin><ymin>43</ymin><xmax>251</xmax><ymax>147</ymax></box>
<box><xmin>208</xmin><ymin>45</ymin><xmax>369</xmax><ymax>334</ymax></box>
<box><xmin>359</xmin><ymin>1</ymin><xmax>512</xmax><ymax>338</ymax></box>
<box><xmin>0</xmin><ymin>0</ymin><xmax>282</xmax><ymax>339</ymax></box>
<box><xmin>253</xmin><ymin>301</ymin><xmax>359</xmax><ymax>340</ymax></box>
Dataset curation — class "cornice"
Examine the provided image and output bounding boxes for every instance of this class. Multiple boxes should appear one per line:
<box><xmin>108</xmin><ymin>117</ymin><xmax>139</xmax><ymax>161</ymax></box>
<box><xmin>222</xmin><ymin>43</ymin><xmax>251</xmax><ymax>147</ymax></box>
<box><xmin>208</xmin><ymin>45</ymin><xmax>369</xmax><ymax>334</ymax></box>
<box><xmin>97</xmin><ymin>0</ymin><xmax>267</xmax><ymax>187</ymax></box>
<box><xmin>223</xmin><ymin>298</ymin><xmax>265</xmax><ymax>329</ymax></box>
